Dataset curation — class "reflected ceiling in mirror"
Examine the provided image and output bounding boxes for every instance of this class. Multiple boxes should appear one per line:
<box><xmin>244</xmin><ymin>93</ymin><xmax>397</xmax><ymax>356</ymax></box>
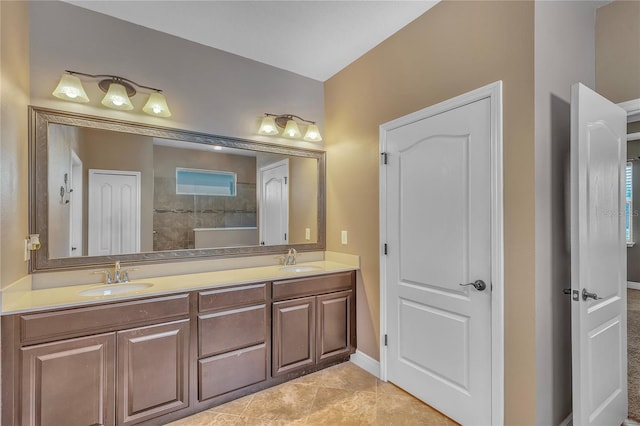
<box><xmin>31</xmin><ymin>107</ymin><xmax>325</xmax><ymax>272</ymax></box>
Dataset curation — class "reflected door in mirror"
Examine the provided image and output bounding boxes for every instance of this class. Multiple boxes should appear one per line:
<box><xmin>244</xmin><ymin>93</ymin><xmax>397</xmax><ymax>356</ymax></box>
<box><xmin>88</xmin><ymin>169</ymin><xmax>141</xmax><ymax>256</ymax></box>
<box><xmin>260</xmin><ymin>159</ymin><xmax>289</xmax><ymax>245</ymax></box>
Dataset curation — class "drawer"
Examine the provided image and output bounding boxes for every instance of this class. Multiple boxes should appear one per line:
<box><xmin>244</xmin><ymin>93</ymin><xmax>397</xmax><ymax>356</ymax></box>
<box><xmin>199</xmin><ymin>344</ymin><xmax>266</xmax><ymax>401</ymax></box>
<box><xmin>198</xmin><ymin>283</ymin><xmax>267</xmax><ymax>313</ymax></box>
<box><xmin>20</xmin><ymin>294</ymin><xmax>190</xmax><ymax>345</ymax></box>
<box><xmin>272</xmin><ymin>272</ymin><xmax>354</xmax><ymax>301</ymax></box>
<box><xmin>198</xmin><ymin>305</ymin><xmax>266</xmax><ymax>358</ymax></box>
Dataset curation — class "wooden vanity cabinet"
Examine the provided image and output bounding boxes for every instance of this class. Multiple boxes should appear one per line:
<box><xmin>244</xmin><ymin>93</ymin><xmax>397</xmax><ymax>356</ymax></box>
<box><xmin>197</xmin><ymin>283</ymin><xmax>269</xmax><ymax>401</ymax></box>
<box><xmin>272</xmin><ymin>271</ymin><xmax>355</xmax><ymax>376</ymax></box>
<box><xmin>2</xmin><ymin>271</ymin><xmax>356</xmax><ymax>426</ymax></box>
<box><xmin>4</xmin><ymin>294</ymin><xmax>191</xmax><ymax>426</ymax></box>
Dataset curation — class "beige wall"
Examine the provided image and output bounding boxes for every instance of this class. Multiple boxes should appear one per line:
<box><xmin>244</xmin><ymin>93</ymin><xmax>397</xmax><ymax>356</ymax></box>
<box><xmin>289</xmin><ymin>157</ymin><xmax>318</xmax><ymax>245</ymax></box>
<box><xmin>324</xmin><ymin>1</ymin><xmax>536</xmax><ymax>423</ymax></box>
<box><xmin>534</xmin><ymin>2</ymin><xmax>600</xmax><ymax>424</ymax></box>
<box><xmin>596</xmin><ymin>0</ymin><xmax>640</xmax><ymax>103</ymax></box>
<box><xmin>0</xmin><ymin>0</ymin><xmax>30</xmax><ymax>288</ymax></box>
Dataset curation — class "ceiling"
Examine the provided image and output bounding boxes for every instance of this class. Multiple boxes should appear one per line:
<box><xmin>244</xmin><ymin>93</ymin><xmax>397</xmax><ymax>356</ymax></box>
<box><xmin>64</xmin><ymin>1</ymin><xmax>438</xmax><ymax>82</ymax></box>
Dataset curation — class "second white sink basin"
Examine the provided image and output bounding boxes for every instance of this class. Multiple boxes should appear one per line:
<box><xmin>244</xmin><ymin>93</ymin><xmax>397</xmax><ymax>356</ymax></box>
<box><xmin>280</xmin><ymin>265</ymin><xmax>324</xmax><ymax>273</ymax></box>
<box><xmin>79</xmin><ymin>282</ymin><xmax>154</xmax><ymax>297</ymax></box>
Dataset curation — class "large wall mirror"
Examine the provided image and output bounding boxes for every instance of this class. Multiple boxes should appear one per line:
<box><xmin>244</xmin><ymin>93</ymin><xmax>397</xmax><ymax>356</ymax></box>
<box><xmin>30</xmin><ymin>107</ymin><xmax>325</xmax><ymax>272</ymax></box>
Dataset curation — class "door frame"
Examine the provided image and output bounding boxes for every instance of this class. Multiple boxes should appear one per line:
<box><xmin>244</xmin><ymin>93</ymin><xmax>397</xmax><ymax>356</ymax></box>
<box><xmin>379</xmin><ymin>81</ymin><xmax>504</xmax><ymax>425</ymax></box>
<box><xmin>69</xmin><ymin>149</ymin><xmax>83</xmax><ymax>256</ymax></box>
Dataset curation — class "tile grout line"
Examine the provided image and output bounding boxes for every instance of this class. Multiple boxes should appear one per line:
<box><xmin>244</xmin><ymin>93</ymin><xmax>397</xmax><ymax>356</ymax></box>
<box><xmin>303</xmin><ymin>384</ymin><xmax>322</xmax><ymax>424</ymax></box>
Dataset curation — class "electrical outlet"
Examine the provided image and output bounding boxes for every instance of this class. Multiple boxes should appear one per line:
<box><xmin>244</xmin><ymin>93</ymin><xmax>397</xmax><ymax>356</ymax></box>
<box><xmin>341</xmin><ymin>230</ymin><xmax>348</xmax><ymax>245</ymax></box>
<box><xmin>305</xmin><ymin>228</ymin><xmax>311</xmax><ymax>240</ymax></box>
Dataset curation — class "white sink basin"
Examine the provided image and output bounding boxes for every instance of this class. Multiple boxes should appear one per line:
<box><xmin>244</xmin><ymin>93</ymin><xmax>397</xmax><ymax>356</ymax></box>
<box><xmin>280</xmin><ymin>265</ymin><xmax>324</xmax><ymax>273</ymax></box>
<box><xmin>79</xmin><ymin>282</ymin><xmax>154</xmax><ymax>297</ymax></box>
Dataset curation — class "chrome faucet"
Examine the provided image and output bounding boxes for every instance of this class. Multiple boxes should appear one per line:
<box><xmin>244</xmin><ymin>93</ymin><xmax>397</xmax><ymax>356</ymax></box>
<box><xmin>283</xmin><ymin>248</ymin><xmax>297</xmax><ymax>266</ymax></box>
<box><xmin>92</xmin><ymin>261</ymin><xmax>136</xmax><ymax>284</ymax></box>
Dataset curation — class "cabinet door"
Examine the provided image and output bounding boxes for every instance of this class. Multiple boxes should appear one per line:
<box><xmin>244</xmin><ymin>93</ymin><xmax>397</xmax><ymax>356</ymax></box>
<box><xmin>117</xmin><ymin>320</ymin><xmax>189</xmax><ymax>425</ymax></box>
<box><xmin>21</xmin><ymin>333</ymin><xmax>115</xmax><ymax>426</ymax></box>
<box><xmin>317</xmin><ymin>291</ymin><xmax>352</xmax><ymax>362</ymax></box>
<box><xmin>272</xmin><ymin>296</ymin><xmax>316</xmax><ymax>376</ymax></box>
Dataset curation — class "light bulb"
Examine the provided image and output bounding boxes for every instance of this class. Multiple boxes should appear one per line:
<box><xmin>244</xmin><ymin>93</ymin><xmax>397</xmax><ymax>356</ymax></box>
<box><xmin>303</xmin><ymin>124</ymin><xmax>322</xmax><ymax>142</ymax></box>
<box><xmin>52</xmin><ymin>74</ymin><xmax>89</xmax><ymax>103</ymax></box>
<box><xmin>283</xmin><ymin>120</ymin><xmax>301</xmax><ymax>138</ymax></box>
<box><xmin>101</xmin><ymin>82</ymin><xmax>134</xmax><ymax>110</ymax></box>
<box><xmin>258</xmin><ymin>116</ymin><xmax>279</xmax><ymax>135</ymax></box>
<box><xmin>143</xmin><ymin>92</ymin><xmax>172</xmax><ymax>117</ymax></box>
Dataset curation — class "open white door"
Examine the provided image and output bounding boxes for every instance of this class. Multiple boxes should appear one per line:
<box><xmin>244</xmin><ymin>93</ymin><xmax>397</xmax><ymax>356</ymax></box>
<box><xmin>571</xmin><ymin>83</ymin><xmax>627</xmax><ymax>426</ymax></box>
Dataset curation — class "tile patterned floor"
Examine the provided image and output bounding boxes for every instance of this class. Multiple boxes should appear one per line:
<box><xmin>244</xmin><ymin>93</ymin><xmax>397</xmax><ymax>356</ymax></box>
<box><xmin>165</xmin><ymin>362</ymin><xmax>458</xmax><ymax>425</ymax></box>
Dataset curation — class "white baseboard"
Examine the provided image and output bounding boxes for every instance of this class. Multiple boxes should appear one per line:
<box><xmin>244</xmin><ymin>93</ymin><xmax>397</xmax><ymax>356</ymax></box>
<box><xmin>559</xmin><ymin>413</ymin><xmax>572</xmax><ymax>426</ymax></box>
<box><xmin>628</xmin><ymin>281</ymin><xmax>640</xmax><ymax>290</ymax></box>
<box><xmin>563</xmin><ymin>414</ymin><xmax>637</xmax><ymax>425</ymax></box>
<box><xmin>349</xmin><ymin>350</ymin><xmax>381</xmax><ymax>378</ymax></box>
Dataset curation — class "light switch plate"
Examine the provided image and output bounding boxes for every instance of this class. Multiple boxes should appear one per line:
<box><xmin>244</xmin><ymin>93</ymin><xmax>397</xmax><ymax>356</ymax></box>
<box><xmin>341</xmin><ymin>230</ymin><xmax>348</xmax><ymax>245</ymax></box>
<box><xmin>24</xmin><ymin>239</ymin><xmax>30</xmax><ymax>261</ymax></box>
<box><xmin>305</xmin><ymin>228</ymin><xmax>311</xmax><ymax>240</ymax></box>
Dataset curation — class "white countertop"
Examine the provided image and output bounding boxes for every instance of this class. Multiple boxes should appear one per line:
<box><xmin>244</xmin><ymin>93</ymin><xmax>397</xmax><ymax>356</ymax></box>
<box><xmin>1</xmin><ymin>259</ymin><xmax>359</xmax><ymax>315</ymax></box>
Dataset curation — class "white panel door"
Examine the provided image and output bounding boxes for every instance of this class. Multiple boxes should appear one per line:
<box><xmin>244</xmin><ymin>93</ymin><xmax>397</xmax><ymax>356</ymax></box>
<box><xmin>385</xmin><ymin>97</ymin><xmax>492</xmax><ymax>425</ymax></box>
<box><xmin>88</xmin><ymin>169</ymin><xmax>141</xmax><ymax>256</ymax></box>
<box><xmin>571</xmin><ymin>83</ymin><xmax>627</xmax><ymax>426</ymax></box>
<box><xmin>259</xmin><ymin>159</ymin><xmax>289</xmax><ymax>246</ymax></box>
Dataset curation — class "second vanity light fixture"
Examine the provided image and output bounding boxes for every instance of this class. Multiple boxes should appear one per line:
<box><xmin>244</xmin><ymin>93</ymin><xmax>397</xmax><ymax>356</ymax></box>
<box><xmin>52</xmin><ymin>70</ymin><xmax>172</xmax><ymax>117</ymax></box>
<box><xmin>258</xmin><ymin>113</ymin><xmax>322</xmax><ymax>142</ymax></box>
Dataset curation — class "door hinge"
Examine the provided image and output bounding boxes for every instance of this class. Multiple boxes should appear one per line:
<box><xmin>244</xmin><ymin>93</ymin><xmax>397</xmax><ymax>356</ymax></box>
<box><xmin>381</xmin><ymin>152</ymin><xmax>388</xmax><ymax>165</ymax></box>
<box><xmin>284</xmin><ymin>233</ymin><xmax>287</xmax><ymax>241</ymax></box>
<box><xmin>384</xmin><ymin>334</ymin><xmax>388</xmax><ymax>346</ymax></box>
<box><xmin>383</xmin><ymin>243</ymin><xmax>388</xmax><ymax>255</ymax></box>
<box><xmin>284</xmin><ymin>177</ymin><xmax>288</xmax><ymax>184</ymax></box>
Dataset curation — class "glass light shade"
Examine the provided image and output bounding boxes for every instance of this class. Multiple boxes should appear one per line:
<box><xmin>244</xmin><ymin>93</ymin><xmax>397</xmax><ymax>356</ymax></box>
<box><xmin>258</xmin><ymin>116</ymin><xmax>279</xmax><ymax>135</ymax></box>
<box><xmin>101</xmin><ymin>83</ymin><xmax>134</xmax><ymax>110</ymax></box>
<box><xmin>52</xmin><ymin>74</ymin><xmax>89</xmax><ymax>103</ymax></box>
<box><xmin>142</xmin><ymin>92</ymin><xmax>172</xmax><ymax>117</ymax></box>
<box><xmin>283</xmin><ymin>120</ymin><xmax>301</xmax><ymax>138</ymax></box>
<box><xmin>303</xmin><ymin>124</ymin><xmax>323</xmax><ymax>142</ymax></box>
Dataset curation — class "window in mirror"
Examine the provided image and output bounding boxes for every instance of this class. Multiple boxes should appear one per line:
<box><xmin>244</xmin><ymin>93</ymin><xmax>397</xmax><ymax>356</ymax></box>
<box><xmin>176</xmin><ymin>168</ymin><xmax>236</xmax><ymax>196</ymax></box>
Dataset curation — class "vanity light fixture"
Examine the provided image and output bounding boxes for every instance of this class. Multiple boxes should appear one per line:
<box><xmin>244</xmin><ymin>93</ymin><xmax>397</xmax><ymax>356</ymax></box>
<box><xmin>258</xmin><ymin>113</ymin><xmax>323</xmax><ymax>142</ymax></box>
<box><xmin>52</xmin><ymin>70</ymin><xmax>172</xmax><ymax>117</ymax></box>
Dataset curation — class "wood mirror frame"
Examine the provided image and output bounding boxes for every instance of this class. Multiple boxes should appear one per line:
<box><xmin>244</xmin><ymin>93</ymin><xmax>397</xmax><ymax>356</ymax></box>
<box><xmin>29</xmin><ymin>106</ymin><xmax>326</xmax><ymax>272</ymax></box>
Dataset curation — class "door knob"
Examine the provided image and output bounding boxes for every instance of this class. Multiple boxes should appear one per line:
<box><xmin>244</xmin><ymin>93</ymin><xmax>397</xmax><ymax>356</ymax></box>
<box><xmin>459</xmin><ymin>280</ymin><xmax>487</xmax><ymax>291</ymax></box>
<box><xmin>582</xmin><ymin>289</ymin><xmax>602</xmax><ymax>301</ymax></box>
